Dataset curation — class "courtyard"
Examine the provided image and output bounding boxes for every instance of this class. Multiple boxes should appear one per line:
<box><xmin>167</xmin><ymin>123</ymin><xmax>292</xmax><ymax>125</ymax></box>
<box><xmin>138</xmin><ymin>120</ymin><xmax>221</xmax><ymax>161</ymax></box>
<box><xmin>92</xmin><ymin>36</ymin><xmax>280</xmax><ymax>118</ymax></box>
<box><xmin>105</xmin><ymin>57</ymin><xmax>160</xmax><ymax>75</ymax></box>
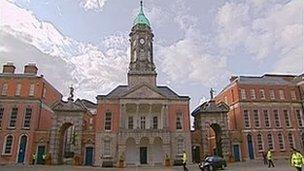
<box><xmin>0</xmin><ymin>159</ymin><xmax>295</xmax><ymax>171</ymax></box>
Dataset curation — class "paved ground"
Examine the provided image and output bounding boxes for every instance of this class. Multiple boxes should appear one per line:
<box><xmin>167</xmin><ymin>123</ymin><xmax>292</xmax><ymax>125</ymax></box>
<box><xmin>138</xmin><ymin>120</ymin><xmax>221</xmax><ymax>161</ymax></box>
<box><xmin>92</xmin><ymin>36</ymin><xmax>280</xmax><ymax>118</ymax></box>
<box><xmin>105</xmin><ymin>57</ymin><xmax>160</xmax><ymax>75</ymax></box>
<box><xmin>0</xmin><ymin>159</ymin><xmax>297</xmax><ymax>171</ymax></box>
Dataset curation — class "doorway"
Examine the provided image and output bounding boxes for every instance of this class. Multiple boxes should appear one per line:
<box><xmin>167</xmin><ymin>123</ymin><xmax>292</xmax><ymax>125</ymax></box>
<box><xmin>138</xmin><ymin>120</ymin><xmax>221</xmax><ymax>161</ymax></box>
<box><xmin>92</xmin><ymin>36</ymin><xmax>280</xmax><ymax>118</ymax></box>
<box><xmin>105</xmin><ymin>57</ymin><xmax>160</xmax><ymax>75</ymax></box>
<box><xmin>140</xmin><ymin>147</ymin><xmax>147</xmax><ymax>164</ymax></box>
<box><xmin>85</xmin><ymin>147</ymin><xmax>94</xmax><ymax>166</ymax></box>
<box><xmin>233</xmin><ymin>144</ymin><xmax>241</xmax><ymax>162</ymax></box>
<box><xmin>36</xmin><ymin>146</ymin><xmax>45</xmax><ymax>164</ymax></box>
<box><xmin>17</xmin><ymin>135</ymin><xmax>27</xmax><ymax>163</ymax></box>
<box><xmin>247</xmin><ymin>134</ymin><xmax>254</xmax><ymax>159</ymax></box>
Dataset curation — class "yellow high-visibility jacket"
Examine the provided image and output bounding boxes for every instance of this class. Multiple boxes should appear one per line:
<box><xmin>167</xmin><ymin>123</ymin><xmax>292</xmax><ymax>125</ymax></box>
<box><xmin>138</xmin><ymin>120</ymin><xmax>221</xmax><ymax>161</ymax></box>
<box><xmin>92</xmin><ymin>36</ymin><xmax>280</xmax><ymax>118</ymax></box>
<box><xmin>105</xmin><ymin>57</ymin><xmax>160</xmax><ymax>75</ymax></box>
<box><xmin>267</xmin><ymin>151</ymin><xmax>272</xmax><ymax>160</ymax></box>
<box><xmin>182</xmin><ymin>152</ymin><xmax>187</xmax><ymax>164</ymax></box>
<box><xmin>291</xmin><ymin>152</ymin><xmax>304</xmax><ymax>168</ymax></box>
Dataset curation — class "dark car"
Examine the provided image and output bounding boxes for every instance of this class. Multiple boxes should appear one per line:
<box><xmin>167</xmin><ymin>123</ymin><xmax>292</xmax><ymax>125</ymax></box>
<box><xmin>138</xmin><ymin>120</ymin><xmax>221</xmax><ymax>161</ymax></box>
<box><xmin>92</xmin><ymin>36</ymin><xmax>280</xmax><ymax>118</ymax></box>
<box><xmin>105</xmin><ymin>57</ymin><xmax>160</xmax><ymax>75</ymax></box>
<box><xmin>199</xmin><ymin>155</ymin><xmax>227</xmax><ymax>171</ymax></box>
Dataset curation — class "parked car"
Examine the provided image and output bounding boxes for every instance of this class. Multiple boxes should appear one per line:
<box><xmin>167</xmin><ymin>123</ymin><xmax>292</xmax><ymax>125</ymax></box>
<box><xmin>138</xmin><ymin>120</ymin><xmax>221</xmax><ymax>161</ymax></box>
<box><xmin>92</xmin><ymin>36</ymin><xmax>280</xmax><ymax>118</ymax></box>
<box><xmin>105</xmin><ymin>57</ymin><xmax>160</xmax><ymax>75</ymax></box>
<box><xmin>199</xmin><ymin>155</ymin><xmax>227</xmax><ymax>171</ymax></box>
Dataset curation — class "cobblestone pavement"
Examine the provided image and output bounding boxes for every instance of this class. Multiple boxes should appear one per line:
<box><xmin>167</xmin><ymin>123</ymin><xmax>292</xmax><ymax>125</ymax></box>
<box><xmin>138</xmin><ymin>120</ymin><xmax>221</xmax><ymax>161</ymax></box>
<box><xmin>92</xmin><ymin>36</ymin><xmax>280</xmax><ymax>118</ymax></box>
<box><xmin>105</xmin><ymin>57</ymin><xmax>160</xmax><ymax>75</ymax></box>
<box><xmin>0</xmin><ymin>159</ymin><xmax>297</xmax><ymax>171</ymax></box>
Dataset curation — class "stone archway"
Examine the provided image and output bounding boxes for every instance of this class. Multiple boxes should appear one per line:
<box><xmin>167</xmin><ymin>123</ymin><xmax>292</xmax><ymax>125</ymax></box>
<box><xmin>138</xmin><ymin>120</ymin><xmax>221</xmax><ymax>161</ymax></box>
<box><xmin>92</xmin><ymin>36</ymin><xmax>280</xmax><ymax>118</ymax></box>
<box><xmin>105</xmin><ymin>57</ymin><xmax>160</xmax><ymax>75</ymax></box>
<box><xmin>58</xmin><ymin>122</ymin><xmax>74</xmax><ymax>164</ymax></box>
<box><xmin>210</xmin><ymin>123</ymin><xmax>223</xmax><ymax>157</ymax></box>
<box><xmin>125</xmin><ymin>137</ymin><xmax>137</xmax><ymax>165</ymax></box>
<box><xmin>152</xmin><ymin>137</ymin><xmax>163</xmax><ymax>165</ymax></box>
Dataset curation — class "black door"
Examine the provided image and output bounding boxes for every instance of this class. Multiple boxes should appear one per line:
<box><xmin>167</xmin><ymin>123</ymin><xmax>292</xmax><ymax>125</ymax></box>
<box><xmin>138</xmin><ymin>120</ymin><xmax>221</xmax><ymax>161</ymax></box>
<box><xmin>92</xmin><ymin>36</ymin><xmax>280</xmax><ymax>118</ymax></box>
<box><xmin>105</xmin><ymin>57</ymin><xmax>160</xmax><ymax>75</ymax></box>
<box><xmin>85</xmin><ymin>147</ymin><xmax>94</xmax><ymax>166</ymax></box>
<box><xmin>36</xmin><ymin>146</ymin><xmax>45</xmax><ymax>164</ymax></box>
<box><xmin>140</xmin><ymin>147</ymin><xmax>147</xmax><ymax>164</ymax></box>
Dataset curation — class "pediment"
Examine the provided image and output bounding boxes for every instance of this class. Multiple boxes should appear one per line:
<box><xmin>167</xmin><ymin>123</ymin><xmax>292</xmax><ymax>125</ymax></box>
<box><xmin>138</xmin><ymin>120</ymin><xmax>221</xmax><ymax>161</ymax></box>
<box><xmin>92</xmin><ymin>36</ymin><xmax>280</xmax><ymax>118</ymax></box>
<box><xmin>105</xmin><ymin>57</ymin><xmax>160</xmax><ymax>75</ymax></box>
<box><xmin>123</xmin><ymin>85</ymin><xmax>165</xmax><ymax>99</ymax></box>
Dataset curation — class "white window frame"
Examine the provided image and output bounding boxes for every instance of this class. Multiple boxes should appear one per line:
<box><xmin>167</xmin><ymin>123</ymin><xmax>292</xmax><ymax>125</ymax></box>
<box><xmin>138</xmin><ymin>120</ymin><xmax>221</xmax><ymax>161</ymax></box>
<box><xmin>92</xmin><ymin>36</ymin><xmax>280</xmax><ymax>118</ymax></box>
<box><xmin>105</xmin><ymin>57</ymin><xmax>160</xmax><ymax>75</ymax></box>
<box><xmin>274</xmin><ymin>109</ymin><xmax>281</xmax><ymax>127</ymax></box>
<box><xmin>253</xmin><ymin>109</ymin><xmax>260</xmax><ymax>128</ymax></box>
<box><xmin>153</xmin><ymin>116</ymin><xmax>158</xmax><ymax>129</ymax></box>
<box><xmin>290</xmin><ymin>90</ymin><xmax>296</xmax><ymax>100</ymax></box>
<box><xmin>42</xmin><ymin>87</ymin><xmax>47</xmax><ymax>98</ymax></box>
<box><xmin>29</xmin><ymin>83</ymin><xmax>35</xmax><ymax>96</ymax></box>
<box><xmin>259</xmin><ymin>89</ymin><xmax>265</xmax><ymax>99</ymax></box>
<box><xmin>176</xmin><ymin>112</ymin><xmax>183</xmax><ymax>130</ymax></box>
<box><xmin>240</xmin><ymin>89</ymin><xmax>246</xmax><ymax>100</ymax></box>
<box><xmin>1</xmin><ymin>83</ymin><xmax>8</xmax><ymax>96</ymax></box>
<box><xmin>283</xmin><ymin>110</ymin><xmax>291</xmax><ymax>127</ymax></box>
<box><xmin>23</xmin><ymin>108</ymin><xmax>32</xmax><ymax>128</ymax></box>
<box><xmin>269</xmin><ymin>90</ymin><xmax>275</xmax><ymax>100</ymax></box>
<box><xmin>140</xmin><ymin>116</ymin><xmax>146</xmax><ymax>129</ymax></box>
<box><xmin>9</xmin><ymin>107</ymin><xmax>18</xmax><ymax>128</ymax></box>
<box><xmin>15</xmin><ymin>83</ymin><xmax>21</xmax><ymax>96</ymax></box>
<box><xmin>243</xmin><ymin>110</ymin><xmax>250</xmax><ymax>128</ymax></box>
<box><xmin>104</xmin><ymin>112</ymin><xmax>112</xmax><ymax>131</ymax></box>
<box><xmin>103</xmin><ymin>139</ymin><xmax>111</xmax><ymax>156</ymax></box>
<box><xmin>250</xmin><ymin>89</ymin><xmax>256</xmax><ymax>99</ymax></box>
<box><xmin>279</xmin><ymin>90</ymin><xmax>285</xmax><ymax>100</ymax></box>
<box><xmin>0</xmin><ymin>107</ymin><xmax>4</xmax><ymax>128</ymax></box>
<box><xmin>177</xmin><ymin>139</ymin><xmax>184</xmax><ymax>155</ymax></box>
<box><xmin>288</xmin><ymin>132</ymin><xmax>294</xmax><ymax>148</ymax></box>
<box><xmin>267</xmin><ymin>133</ymin><xmax>274</xmax><ymax>150</ymax></box>
<box><xmin>278</xmin><ymin>133</ymin><xmax>285</xmax><ymax>151</ymax></box>
<box><xmin>128</xmin><ymin>116</ymin><xmax>133</xmax><ymax>129</ymax></box>
<box><xmin>263</xmin><ymin>110</ymin><xmax>271</xmax><ymax>128</ymax></box>
<box><xmin>257</xmin><ymin>133</ymin><xmax>264</xmax><ymax>151</ymax></box>
<box><xmin>2</xmin><ymin>134</ymin><xmax>14</xmax><ymax>155</ymax></box>
<box><xmin>296</xmin><ymin>110</ymin><xmax>303</xmax><ymax>127</ymax></box>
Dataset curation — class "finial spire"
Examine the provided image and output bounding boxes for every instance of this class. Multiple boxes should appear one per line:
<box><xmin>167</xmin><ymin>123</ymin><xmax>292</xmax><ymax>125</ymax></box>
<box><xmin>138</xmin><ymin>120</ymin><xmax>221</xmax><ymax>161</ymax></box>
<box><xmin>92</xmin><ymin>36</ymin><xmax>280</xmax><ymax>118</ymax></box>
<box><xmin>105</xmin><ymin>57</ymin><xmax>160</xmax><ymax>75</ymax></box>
<box><xmin>140</xmin><ymin>1</ymin><xmax>143</xmax><ymax>13</ymax></box>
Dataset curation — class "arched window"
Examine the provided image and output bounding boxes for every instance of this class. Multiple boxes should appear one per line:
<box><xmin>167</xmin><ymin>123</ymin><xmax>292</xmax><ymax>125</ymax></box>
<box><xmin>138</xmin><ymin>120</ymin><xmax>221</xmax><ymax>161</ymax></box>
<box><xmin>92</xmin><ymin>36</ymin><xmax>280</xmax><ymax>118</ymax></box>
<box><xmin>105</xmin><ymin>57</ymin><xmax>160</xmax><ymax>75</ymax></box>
<box><xmin>267</xmin><ymin>133</ymin><xmax>273</xmax><ymax>150</ymax></box>
<box><xmin>278</xmin><ymin>133</ymin><xmax>285</xmax><ymax>150</ymax></box>
<box><xmin>104</xmin><ymin>112</ymin><xmax>112</xmax><ymax>130</ymax></box>
<box><xmin>3</xmin><ymin>135</ymin><xmax>13</xmax><ymax>154</ymax></box>
<box><xmin>257</xmin><ymin>134</ymin><xmax>263</xmax><ymax>151</ymax></box>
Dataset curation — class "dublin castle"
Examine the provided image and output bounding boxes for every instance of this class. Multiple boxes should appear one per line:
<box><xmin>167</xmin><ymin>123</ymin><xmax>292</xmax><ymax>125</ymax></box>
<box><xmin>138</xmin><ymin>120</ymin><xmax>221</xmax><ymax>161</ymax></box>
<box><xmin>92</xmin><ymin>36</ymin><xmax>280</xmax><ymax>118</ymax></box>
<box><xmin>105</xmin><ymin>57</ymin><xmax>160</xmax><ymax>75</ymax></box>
<box><xmin>0</xmin><ymin>1</ymin><xmax>303</xmax><ymax>167</ymax></box>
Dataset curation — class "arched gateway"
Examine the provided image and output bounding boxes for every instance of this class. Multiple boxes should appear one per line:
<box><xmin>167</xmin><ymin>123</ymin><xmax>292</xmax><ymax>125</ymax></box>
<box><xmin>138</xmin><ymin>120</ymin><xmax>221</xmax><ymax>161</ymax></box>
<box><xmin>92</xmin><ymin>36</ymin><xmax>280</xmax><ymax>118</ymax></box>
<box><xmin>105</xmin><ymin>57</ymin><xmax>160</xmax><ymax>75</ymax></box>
<box><xmin>191</xmin><ymin>97</ymin><xmax>230</xmax><ymax>161</ymax></box>
<box><xmin>49</xmin><ymin>95</ymin><xmax>86</xmax><ymax>165</ymax></box>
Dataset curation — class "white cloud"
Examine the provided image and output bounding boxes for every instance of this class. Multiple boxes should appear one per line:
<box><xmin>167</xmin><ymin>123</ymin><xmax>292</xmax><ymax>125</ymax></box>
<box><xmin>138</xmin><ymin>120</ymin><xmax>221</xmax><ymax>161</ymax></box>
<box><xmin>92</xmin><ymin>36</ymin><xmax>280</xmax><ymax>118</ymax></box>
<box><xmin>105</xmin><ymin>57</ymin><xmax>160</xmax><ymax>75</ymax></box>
<box><xmin>215</xmin><ymin>0</ymin><xmax>303</xmax><ymax>73</ymax></box>
<box><xmin>80</xmin><ymin>0</ymin><xmax>107</xmax><ymax>11</ymax></box>
<box><xmin>0</xmin><ymin>0</ymin><xmax>128</xmax><ymax>100</ymax></box>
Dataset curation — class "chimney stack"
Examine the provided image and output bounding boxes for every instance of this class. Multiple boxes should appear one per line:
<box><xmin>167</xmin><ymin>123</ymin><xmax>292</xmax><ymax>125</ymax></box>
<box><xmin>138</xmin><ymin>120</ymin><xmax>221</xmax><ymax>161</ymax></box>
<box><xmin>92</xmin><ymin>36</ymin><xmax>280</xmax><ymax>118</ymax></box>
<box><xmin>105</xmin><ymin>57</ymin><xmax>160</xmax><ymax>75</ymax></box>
<box><xmin>230</xmin><ymin>76</ymin><xmax>238</xmax><ymax>83</ymax></box>
<box><xmin>2</xmin><ymin>62</ymin><xmax>16</xmax><ymax>74</ymax></box>
<box><xmin>24</xmin><ymin>63</ymin><xmax>38</xmax><ymax>75</ymax></box>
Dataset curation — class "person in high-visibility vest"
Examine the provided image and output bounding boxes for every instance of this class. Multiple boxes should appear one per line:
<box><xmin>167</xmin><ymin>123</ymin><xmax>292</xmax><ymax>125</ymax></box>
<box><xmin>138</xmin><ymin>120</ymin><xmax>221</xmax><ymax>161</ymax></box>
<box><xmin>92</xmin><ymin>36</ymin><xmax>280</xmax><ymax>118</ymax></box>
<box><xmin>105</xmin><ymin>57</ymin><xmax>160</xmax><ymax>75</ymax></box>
<box><xmin>267</xmin><ymin>149</ymin><xmax>275</xmax><ymax>168</ymax></box>
<box><xmin>42</xmin><ymin>154</ymin><xmax>46</xmax><ymax>165</ymax></box>
<box><xmin>32</xmin><ymin>153</ymin><xmax>36</xmax><ymax>165</ymax></box>
<box><xmin>182</xmin><ymin>150</ymin><xmax>188</xmax><ymax>171</ymax></box>
<box><xmin>290</xmin><ymin>147</ymin><xmax>304</xmax><ymax>171</ymax></box>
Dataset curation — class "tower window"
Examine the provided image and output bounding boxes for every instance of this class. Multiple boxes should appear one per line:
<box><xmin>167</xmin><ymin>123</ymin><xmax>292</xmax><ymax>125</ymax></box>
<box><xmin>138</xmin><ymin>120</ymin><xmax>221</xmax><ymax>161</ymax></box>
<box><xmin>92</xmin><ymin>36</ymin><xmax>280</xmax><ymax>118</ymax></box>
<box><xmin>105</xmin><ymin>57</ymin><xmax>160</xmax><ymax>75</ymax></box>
<box><xmin>104</xmin><ymin>112</ymin><xmax>112</xmax><ymax>130</ymax></box>
<box><xmin>176</xmin><ymin>112</ymin><xmax>183</xmax><ymax>130</ymax></box>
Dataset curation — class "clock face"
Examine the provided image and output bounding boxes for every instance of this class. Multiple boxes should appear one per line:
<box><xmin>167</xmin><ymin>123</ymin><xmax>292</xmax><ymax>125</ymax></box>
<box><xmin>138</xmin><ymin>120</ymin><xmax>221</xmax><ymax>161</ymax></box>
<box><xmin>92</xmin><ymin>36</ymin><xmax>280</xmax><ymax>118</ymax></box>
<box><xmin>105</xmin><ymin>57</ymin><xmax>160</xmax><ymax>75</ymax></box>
<box><xmin>140</xmin><ymin>38</ymin><xmax>145</xmax><ymax>45</ymax></box>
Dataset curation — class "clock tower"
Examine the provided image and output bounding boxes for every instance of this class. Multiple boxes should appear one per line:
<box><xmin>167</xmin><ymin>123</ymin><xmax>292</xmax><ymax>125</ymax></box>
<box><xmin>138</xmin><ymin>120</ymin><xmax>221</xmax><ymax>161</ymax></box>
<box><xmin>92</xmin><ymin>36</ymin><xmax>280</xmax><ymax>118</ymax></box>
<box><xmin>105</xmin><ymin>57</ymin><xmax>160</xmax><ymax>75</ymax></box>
<box><xmin>128</xmin><ymin>1</ymin><xmax>157</xmax><ymax>87</ymax></box>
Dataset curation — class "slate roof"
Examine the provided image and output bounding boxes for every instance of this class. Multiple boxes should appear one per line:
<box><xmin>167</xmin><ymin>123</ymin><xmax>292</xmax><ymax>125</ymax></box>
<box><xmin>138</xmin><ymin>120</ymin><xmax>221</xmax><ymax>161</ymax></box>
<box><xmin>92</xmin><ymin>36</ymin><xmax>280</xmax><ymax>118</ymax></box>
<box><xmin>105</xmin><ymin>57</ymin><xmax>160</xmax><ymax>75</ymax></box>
<box><xmin>191</xmin><ymin>100</ymin><xmax>229</xmax><ymax>117</ymax></box>
<box><xmin>236</xmin><ymin>74</ymin><xmax>297</xmax><ymax>85</ymax></box>
<box><xmin>97</xmin><ymin>85</ymin><xmax>189</xmax><ymax>100</ymax></box>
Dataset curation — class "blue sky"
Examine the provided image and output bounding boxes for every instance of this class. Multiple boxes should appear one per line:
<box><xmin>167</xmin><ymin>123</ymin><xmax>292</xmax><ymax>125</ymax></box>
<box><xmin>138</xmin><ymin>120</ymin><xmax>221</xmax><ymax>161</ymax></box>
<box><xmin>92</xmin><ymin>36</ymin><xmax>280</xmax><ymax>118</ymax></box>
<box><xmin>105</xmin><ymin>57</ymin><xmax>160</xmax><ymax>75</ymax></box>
<box><xmin>0</xmin><ymin>0</ymin><xmax>303</xmax><ymax>117</ymax></box>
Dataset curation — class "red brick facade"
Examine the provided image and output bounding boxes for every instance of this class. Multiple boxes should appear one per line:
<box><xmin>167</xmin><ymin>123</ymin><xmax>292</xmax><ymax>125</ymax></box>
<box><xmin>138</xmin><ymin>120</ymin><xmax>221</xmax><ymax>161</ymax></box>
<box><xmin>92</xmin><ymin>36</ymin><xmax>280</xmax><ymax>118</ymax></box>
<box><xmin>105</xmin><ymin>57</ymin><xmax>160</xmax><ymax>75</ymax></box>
<box><xmin>215</xmin><ymin>74</ymin><xmax>304</xmax><ymax>161</ymax></box>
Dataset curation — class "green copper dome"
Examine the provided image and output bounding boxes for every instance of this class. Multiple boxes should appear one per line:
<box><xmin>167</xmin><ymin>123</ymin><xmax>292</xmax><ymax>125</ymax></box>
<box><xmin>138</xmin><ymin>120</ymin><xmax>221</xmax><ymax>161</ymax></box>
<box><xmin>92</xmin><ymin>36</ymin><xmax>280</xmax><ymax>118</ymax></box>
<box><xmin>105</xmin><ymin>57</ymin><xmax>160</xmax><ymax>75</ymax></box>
<box><xmin>133</xmin><ymin>1</ymin><xmax>150</xmax><ymax>26</ymax></box>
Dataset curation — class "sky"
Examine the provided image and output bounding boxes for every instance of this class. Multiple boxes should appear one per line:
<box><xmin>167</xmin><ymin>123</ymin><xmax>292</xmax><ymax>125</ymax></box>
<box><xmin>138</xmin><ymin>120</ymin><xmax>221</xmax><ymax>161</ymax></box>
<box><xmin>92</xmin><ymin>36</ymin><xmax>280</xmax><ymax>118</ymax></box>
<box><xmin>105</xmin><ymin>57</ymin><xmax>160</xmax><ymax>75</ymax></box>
<box><xmin>0</xmin><ymin>0</ymin><xmax>303</xmax><ymax>119</ymax></box>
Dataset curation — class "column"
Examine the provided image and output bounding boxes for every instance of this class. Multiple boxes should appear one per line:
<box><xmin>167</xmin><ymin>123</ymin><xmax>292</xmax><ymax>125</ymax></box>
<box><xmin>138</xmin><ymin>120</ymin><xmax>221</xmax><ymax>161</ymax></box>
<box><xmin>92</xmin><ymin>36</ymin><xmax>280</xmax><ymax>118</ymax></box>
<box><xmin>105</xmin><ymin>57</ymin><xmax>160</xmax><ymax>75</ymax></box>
<box><xmin>119</xmin><ymin>104</ymin><xmax>124</xmax><ymax>129</ymax></box>
<box><xmin>160</xmin><ymin>105</ymin><xmax>164</xmax><ymax>129</ymax></box>
<box><xmin>135</xmin><ymin>104</ymin><xmax>139</xmax><ymax>129</ymax></box>
<box><xmin>148</xmin><ymin>104</ymin><xmax>152</xmax><ymax>129</ymax></box>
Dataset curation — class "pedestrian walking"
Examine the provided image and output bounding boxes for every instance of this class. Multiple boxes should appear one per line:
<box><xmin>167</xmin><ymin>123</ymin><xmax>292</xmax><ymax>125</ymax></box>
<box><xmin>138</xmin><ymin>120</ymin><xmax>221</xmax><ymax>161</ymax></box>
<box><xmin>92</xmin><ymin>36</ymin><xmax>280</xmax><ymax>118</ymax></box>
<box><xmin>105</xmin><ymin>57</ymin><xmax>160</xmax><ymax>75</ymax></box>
<box><xmin>267</xmin><ymin>149</ymin><xmax>275</xmax><ymax>168</ymax></box>
<box><xmin>32</xmin><ymin>153</ymin><xmax>36</xmax><ymax>165</ymax></box>
<box><xmin>182</xmin><ymin>150</ymin><xmax>188</xmax><ymax>171</ymax></box>
<box><xmin>262</xmin><ymin>151</ymin><xmax>268</xmax><ymax>165</ymax></box>
<box><xmin>290</xmin><ymin>147</ymin><xmax>304</xmax><ymax>171</ymax></box>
